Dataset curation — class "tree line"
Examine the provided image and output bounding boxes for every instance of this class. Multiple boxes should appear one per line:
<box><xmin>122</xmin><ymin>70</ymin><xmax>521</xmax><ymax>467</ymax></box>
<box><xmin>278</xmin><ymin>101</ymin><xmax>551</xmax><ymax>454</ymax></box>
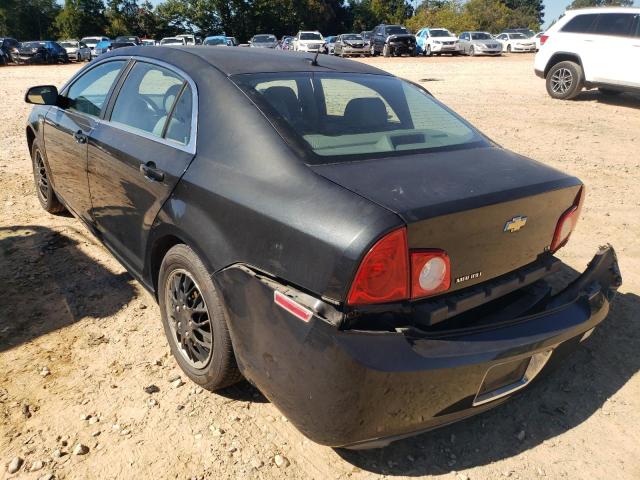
<box><xmin>0</xmin><ymin>0</ymin><xmax>634</xmax><ymax>42</ymax></box>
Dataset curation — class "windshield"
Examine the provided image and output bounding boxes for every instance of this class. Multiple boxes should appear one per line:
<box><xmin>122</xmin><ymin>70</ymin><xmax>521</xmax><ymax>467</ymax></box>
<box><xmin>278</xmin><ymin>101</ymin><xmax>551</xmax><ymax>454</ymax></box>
<box><xmin>386</xmin><ymin>26</ymin><xmax>408</xmax><ymax>35</ymax></box>
<box><xmin>253</xmin><ymin>35</ymin><xmax>276</xmax><ymax>43</ymax></box>
<box><xmin>161</xmin><ymin>39</ymin><xmax>183</xmax><ymax>45</ymax></box>
<box><xmin>362</xmin><ymin>32</ymin><xmax>371</xmax><ymax>39</ymax></box>
<box><xmin>510</xmin><ymin>33</ymin><xmax>527</xmax><ymax>39</ymax></box>
<box><xmin>471</xmin><ymin>32</ymin><xmax>491</xmax><ymax>40</ymax></box>
<box><xmin>60</xmin><ymin>42</ymin><xmax>77</xmax><ymax>48</ymax></box>
<box><xmin>343</xmin><ymin>35</ymin><xmax>361</xmax><ymax>41</ymax></box>
<box><xmin>81</xmin><ymin>38</ymin><xmax>100</xmax><ymax>45</ymax></box>
<box><xmin>430</xmin><ymin>29</ymin><xmax>452</xmax><ymax>37</ymax></box>
<box><xmin>23</xmin><ymin>42</ymin><xmax>45</xmax><ymax>48</ymax></box>
<box><xmin>300</xmin><ymin>32</ymin><xmax>322</xmax><ymax>40</ymax></box>
<box><xmin>234</xmin><ymin>73</ymin><xmax>483</xmax><ymax>163</ymax></box>
<box><xmin>204</xmin><ymin>37</ymin><xmax>226</xmax><ymax>45</ymax></box>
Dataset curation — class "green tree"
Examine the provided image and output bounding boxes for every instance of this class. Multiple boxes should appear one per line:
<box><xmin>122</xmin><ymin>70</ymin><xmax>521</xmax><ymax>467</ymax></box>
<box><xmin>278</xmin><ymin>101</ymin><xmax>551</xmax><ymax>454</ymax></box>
<box><xmin>503</xmin><ymin>0</ymin><xmax>544</xmax><ymax>25</ymax></box>
<box><xmin>0</xmin><ymin>0</ymin><xmax>60</xmax><ymax>39</ymax></box>
<box><xmin>463</xmin><ymin>0</ymin><xmax>512</xmax><ymax>32</ymax></box>
<box><xmin>105</xmin><ymin>0</ymin><xmax>141</xmax><ymax>37</ymax></box>
<box><xmin>55</xmin><ymin>0</ymin><xmax>107</xmax><ymax>39</ymax></box>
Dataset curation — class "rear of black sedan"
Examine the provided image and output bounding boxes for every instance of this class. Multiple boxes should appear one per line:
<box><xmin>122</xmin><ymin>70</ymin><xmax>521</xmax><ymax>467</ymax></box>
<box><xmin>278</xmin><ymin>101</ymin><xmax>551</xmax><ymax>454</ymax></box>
<box><xmin>24</xmin><ymin>47</ymin><xmax>621</xmax><ymax>449</ymax></box>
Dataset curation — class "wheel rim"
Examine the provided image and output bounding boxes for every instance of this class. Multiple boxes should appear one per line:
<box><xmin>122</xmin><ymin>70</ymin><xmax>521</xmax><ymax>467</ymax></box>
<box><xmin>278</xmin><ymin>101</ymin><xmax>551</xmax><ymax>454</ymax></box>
<box><xmin>551</xmin><ymin>68</ymin><xmax>573</xmax><ymax>94</ymax></box>
<box><xmin>165</xmin><ymin>269</ymin><xmax>213</xmax><ymax>369</ymax></box>
<box><xmin>34</xmin><ymin>151</ymin><xmax>49</xmax><ymax>202</ymax></box>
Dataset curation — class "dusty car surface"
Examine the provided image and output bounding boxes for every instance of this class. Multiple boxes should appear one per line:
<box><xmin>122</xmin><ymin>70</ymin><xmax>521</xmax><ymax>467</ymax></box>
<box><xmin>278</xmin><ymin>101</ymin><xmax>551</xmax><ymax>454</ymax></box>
<box><xmin>24</xmin><ymin>47</ymin><xmax>621</xmax><ymax>449</ymax></box>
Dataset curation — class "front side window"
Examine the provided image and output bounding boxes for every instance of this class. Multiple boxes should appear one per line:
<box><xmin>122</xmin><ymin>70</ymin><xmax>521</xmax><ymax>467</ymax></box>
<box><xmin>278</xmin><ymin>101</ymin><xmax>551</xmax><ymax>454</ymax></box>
<box><xmin>66</xmin><ymin>60</ymin><xmax>126</xmax><ymax>116</ymax></box>
<box><xmin>592</xmin><ymin>13</ymin><xmax>636</xmax><ymax>37</ymax></box>
<box><xmin>234</xmin><ymin>73</ymin><xmax>483</xmax><ymax>162</ymax></box>
<box><xmin>110</xmin><ymin>62</ymin><xmax>187</xmax><ymax>139</ymax></box>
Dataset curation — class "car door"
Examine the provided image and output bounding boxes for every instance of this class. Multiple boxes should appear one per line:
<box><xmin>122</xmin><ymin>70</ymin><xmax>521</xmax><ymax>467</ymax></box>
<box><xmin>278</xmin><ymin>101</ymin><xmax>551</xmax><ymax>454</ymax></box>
<box><xmin>44</xmin><ymin>59</ymin><xmax>127</xmax><ymax>221</ymax></box>
<box><xmin>459</xmin><ymin>32</ymin><xmax>469</xmax><ymax>53</ymax></box>
<box><xmin>374</xmin><ymin>26</ymin><xmax>384</xmax><ymax>51</ymax></box>
<box><xmin>87</xmin><ymin>59</ymin><xmax>196</xmax><ymax>274</ymax></box>
<box><xmin>588</xmin><ymin>12</ymin><xmax>640</xmax><ymax>87</ymax></box>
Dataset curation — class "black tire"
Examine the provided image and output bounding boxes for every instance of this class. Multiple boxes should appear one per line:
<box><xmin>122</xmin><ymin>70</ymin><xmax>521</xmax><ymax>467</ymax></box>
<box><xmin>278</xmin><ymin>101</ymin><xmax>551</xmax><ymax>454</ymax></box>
<box><xmin>546</xmin><ymin>61</ymin><xmax>584</xmax><ymax>100</ymax></box>
<box><xmin>158</xmin><ymin>244</ymin><xmax>242</xmax><ymax>391</ymax></box>
<box><xmin>383</xmin><ymin>44</ymin><xmax>390</xmax><ymax>57</ymax></box>
<box><xmin>31</xmin><ymin>140</ymin><xmax>66</xmax><ymax>214</ymax></box>
<box><xmin>598</xmin><ymin>88</ymin><xmax>622</xmax><ymax>96</ymax></box>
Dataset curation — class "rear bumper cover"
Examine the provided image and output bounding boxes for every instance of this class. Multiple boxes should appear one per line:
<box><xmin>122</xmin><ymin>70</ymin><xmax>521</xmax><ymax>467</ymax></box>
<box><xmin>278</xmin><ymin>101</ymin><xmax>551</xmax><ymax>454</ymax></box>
<box><xmin>215</xmin><ymin>246</ymin><xmax>621</xmax><ymax>448</ymax></box>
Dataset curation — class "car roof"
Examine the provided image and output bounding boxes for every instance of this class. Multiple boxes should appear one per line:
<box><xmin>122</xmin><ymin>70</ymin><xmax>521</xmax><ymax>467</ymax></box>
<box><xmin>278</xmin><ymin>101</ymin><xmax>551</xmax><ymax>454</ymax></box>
<box><xmin>564</xmin><ymin>6</ymin><xmax>640</xmax><ymax>15</ymax></box>
<box><xmin>104</xmin><ymin>46</ymin><xmax>391</xmax><ymax>76</ymax></box>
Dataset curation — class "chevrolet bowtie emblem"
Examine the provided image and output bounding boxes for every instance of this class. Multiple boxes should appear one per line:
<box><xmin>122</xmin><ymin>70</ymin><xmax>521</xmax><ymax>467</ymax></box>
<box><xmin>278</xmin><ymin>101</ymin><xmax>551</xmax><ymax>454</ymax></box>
<box><xmin>504</xmin><ymin>215</ymin><xmax>527</xmax><ymax>233</ymax></box>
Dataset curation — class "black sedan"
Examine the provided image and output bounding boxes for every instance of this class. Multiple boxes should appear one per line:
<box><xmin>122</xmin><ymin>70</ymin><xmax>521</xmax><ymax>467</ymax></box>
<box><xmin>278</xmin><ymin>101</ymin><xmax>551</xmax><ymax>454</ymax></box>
<box><xmin>17</xmin><ymin>41</ymin><xmax>69</xmax><ymax>64</ymax></box>
<box><xmin>24</xmin><ymin>47</ymin><xmax>621</xmax><ymax>448</ymax></box>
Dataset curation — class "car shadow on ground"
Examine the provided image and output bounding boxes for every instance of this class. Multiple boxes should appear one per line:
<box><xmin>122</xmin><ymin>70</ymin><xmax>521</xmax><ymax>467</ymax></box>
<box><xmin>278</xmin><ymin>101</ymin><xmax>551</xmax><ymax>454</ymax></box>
<box><xmin>336</xmin><ymin>265</ymin><xmax>640</xmax><ymax>476</ymax></box>
<box><xmin>0</xmin><ymin>225</ymin><xmax>135</xmax><ymax>353</ymax></box>
<box><xmin>573</xmin><ymin>90</ymin><xmax>640</xmax><ymax>109</ymax></box>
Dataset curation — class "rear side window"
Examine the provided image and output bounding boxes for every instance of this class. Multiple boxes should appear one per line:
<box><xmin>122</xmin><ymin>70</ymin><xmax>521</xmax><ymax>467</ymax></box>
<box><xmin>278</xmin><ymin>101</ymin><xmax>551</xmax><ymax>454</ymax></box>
<box><xmin>164</xmin><ymin>85</ymin><xmax>192</xmax><ymax>145</ymax></box>
<box><xmin>66</xmin><ymin>61</ymin><xmax>126</xmax><ymax>117</ymax></box>
<box><xmin>592</xmin><ymin>13</ymin><xmax>636</xmax><ymax>37</ymax></box>
<box><xmin>561</xmin><ymin>14</ymin><xmax>598</xmax><ymax>34</ymax></box>
<box><xmin>110</xmin><ymin>62</ymin><xmax>185</xmax><ymax>138</ymax></box>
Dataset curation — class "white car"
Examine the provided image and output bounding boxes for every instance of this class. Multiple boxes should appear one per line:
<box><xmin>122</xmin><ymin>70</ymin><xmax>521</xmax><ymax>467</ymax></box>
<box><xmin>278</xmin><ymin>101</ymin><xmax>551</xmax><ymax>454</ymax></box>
<box><xmin>535</xmin><ymin>7</ymin><xmax>640</xmax><ymax>100</ymax></box>
<box><xmin>415</xmin><ymin>28</ymin><xmax>460</xmax><ymax>56</ymax></box>
<box><xmin>80</xmin><ymin>36</ymin><xmax>110</xmax><ymax>58</ymax></box>
<box><xmin>293</xmin><ymin>31</ymin><xmax>324</xmax><ymax>53</ymax></box>
<box><xmin>160</xmin><ymin>37</ymin><xmax>187</xmax><ymax>46</ymax></box>
<box><xmin>496</xmin><ymin>33</ymin><xmax>536</xmax><ymax>53</ymax></box>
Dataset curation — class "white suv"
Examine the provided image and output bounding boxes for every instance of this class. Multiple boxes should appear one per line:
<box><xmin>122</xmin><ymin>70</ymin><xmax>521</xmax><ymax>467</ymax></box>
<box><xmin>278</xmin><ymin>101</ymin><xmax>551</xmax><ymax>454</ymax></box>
<box><xmin>534</xmin><ymin>7</ymin><xmax>640</xmax><ymax>100</ymax></box>
<box><xmin>293</xmin><ymin>31</ymin><xmax>324</xmax><ymax>53</ymax></box>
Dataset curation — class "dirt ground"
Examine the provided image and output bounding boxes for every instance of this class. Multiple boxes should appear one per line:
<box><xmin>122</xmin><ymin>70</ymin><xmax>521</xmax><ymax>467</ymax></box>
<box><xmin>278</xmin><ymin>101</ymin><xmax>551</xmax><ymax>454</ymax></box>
<box><xmin>1</xmin><ymin>54</ymin><xmax>639</xmax><ymax>480</ymax></box>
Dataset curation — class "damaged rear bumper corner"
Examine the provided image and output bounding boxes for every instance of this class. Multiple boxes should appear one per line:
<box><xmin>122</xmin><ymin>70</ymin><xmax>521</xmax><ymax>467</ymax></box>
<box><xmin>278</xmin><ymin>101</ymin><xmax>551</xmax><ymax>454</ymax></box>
<box><xmin>214</xmin><ymin>245</ymin><xmax>621</xmax><ymax>448</ymax></box>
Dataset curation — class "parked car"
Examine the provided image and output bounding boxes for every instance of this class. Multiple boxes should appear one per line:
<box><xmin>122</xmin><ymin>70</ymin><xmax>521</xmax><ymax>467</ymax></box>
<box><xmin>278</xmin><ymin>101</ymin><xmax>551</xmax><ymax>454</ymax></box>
<box><xmin>114</xmin><ymin>36</ymin><xmax>141</xmax><ymax>46</ymax></box>
<box><xmin>59</xmin><ymin>40</ymin><xmax>91</xmax><ymax>62</ymax></box>
<box><xmin>496</xmin><ymin>32</ymin><xmax>536</xmax><ymax>53</ymax></box>
<box><xmin>277</xmin><ymin>36</ymin><xmax>294</xmax><ymax>50</ymax></box>
<box><xmin>16</xmin><ymin>41</ymin><xmax>69</xmax><ymax>64</ymax></box>
<box><xmin>226</xmin><ymin>37</ymin><xmax>239</xmax><ymax>46</ymax></box>
<box><xmin>25</xmin><ymin>46</ymin><xmax>620</xmax><ymax>449</ymax></box>
<box><xmin>535</xmin><ymin>7</ymin><xmax>640</xmax><ymax>100</ymax></box>
<box><xmin>141</xmin><ymin>38</ymin><xmax>157</xmax><ymax>46</ymax></box>
<box><xmin>370</xmin><ymin>24</ymin><xmax>417</xmax><ymax>57</ymax></box>
<box><xmin>334</xmin><ymin>33</ymin><xmax>368</xmax><ymax>57</ymax></box>
<box><xmin>250</xmin><ymin>34</ymin><xmax>278</xmax><ymax>49</ymax></box>
<box><xmin>176</xmin><ymin>34</ymin><xmax>198</xmax><ymax>45</ymax></box>
<box><xmin>0</xmin><ymin>37</ymin><xmax>19</xmax><ymax>65</ymax></box>
<box><xmin>80</xmin><ymin>36</ymin><xmax>110</xmax><ymax>58</ymax></box>
<box><xmin>93</xmin><ymin>40</ymin><xmax>112</xmax><ymax>56</ymax></box>
<box><xmin>321</xmin><ymin>36</ymin><xmax>336</xmax><ymax>54</ymax></box>
<box><xmin>204</xmin><ymin>35</ymin><xmax>229</xmax><ymax>46</ymax></box>
<box><xmin>360</xmin><ymin>30</ymin><xmax>373</xmax><ymax>47</ymax></box>
<box><xmin>292</xmin><ymin>31</ymin><xmax>324</xmax><ymax>52</ymax></box>
<box><xmin>160</xmin><ymin>37</ymin><xmax>187</xmax><ymax>46</ymax></box>
<box><xmin>458</xmin><ymin>31</ymin><xmax>502</xmax><ymax>56</ymax></box>
<box><xmin>415</xmin><ymin>27</ymin><xmax>460</xmax><ymax>56</ymax></box>
<box><xmin>503</xmin><ymin>28</ymin><xmax>535</xmax><ymax>38</ymax></box>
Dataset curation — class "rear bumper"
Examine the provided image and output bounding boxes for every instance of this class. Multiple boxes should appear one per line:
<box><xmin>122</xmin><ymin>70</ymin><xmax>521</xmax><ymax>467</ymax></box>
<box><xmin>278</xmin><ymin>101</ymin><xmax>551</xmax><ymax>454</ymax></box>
<box><xmin>215</xmin><ymin>246</ymin><xmax>621</xmax><ymax>448</ymax></box>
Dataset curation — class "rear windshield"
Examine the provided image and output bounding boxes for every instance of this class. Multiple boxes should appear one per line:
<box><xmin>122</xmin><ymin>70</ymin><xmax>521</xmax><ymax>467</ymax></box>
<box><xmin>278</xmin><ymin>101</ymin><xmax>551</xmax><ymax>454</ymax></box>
<box><xmin>234</xmin><ymin>73</ymin><xmax>484</xmax><ymax>163</ymax></box>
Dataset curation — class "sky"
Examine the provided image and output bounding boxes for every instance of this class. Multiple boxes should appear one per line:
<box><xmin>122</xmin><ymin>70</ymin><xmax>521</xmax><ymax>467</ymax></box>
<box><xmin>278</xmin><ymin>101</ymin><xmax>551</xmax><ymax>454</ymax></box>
<box><xmin>144</xmin><ymin>0</ymin><xmax>640</xmax><ymax>29</ymax></box>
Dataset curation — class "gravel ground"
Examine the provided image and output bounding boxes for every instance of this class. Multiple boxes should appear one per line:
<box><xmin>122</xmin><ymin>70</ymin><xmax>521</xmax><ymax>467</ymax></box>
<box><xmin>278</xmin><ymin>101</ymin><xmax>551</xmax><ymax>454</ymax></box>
<box><xmin>1</xmin><ymin>55</ymin><xmax>639</xmax><ymax>480</ymax></box>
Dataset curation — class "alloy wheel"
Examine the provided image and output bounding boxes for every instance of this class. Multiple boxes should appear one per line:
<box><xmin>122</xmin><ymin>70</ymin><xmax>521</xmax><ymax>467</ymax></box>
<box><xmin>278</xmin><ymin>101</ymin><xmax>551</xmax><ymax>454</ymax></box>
<box><xmin>551</xmin><ymin>68</ymin><xmax>573</xmax><ymax>94</ymax></box>
<box><xmin>34</xmin><ymin>151</ymin><xmax>49</xmax><ymax>202</ymax></box>
<box><xmin>165</xmin><ymin>269</ymin><xmax>213</xmax><ymax>369</ymax></box>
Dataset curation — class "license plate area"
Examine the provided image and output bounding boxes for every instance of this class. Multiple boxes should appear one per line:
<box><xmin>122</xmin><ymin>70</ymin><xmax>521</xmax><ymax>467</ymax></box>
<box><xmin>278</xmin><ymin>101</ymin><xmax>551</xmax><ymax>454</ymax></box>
<box><xmin>473</xmin><ymin>350</ymin><xmax>553</xmax><ymax>406</ymax></box>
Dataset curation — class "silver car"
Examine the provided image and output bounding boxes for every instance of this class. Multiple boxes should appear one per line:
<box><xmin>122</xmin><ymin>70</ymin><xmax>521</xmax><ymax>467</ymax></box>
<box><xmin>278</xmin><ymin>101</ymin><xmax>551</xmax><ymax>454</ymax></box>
<box><xmin>334</xmin><ymin>34</ymin><xmax>368</xmax><ymax>57</ymax></box>
<box><xmin>458</xmin><ymin>32</ymin><xmax>502</xmax><ymax>56</ymax></box>
<box><xmin>60</xmin><ymin>40</ymin><xmax>91</xmax><ymax>61</ymax></box>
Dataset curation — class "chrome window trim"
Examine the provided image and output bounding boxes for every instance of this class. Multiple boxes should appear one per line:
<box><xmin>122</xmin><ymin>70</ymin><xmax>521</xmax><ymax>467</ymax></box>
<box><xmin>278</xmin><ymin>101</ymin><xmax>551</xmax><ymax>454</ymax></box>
<box><xmin>61</xmin><ymin>55</ymin><xmax>198</xmax><ymax>155</ymax></box>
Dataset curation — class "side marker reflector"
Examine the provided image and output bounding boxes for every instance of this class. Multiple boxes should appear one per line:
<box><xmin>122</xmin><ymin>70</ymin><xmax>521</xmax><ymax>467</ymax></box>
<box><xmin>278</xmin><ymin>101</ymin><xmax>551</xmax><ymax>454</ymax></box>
<box><xmin>274</xmin><ymin>291</ymin><xmax>313</xmax><ymax>322</ymax></box>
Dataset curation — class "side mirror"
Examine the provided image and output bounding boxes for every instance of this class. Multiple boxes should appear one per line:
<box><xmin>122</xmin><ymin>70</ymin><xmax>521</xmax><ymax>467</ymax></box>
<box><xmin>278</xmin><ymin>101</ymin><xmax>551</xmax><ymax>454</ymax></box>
<box><xmin>25</xmin><ymin>85</ymin><xmax>59</xmax><ymax>105</ymax></box>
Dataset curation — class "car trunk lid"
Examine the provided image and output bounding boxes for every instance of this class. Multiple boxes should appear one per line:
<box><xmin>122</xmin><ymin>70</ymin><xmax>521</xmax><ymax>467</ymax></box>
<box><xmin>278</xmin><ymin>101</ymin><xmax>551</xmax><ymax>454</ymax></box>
<box><xmin>310</xmin><ymin>146</ymin><xmax>582</xmax><ymax>294</ymax></box>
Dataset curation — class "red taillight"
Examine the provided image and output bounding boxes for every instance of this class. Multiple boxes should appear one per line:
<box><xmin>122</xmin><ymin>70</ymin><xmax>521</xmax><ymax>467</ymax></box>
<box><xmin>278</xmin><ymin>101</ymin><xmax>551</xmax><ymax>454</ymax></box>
<box><xmin>347</xmin><ymin>228</ymin><xmax>451</xmax><ymax>305</ymax></box>
<box><xmin>347</xmin><ymin>228</ymin><xmax>409</xmax><ymax>305</ymax></box>
<box><xmin>550</xmin><ymin>187</ymin><xmax>584</xmax><ymax>253</ymax></box>
<box><xmin>410</xmin><ymin>250</ymin><xmax>451</xmax><ymax>298</ymax></box>
<box><xmin>540</xmin><ymin>35</ymin><xmax>549</xmax><ymax>45</ymax></box>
